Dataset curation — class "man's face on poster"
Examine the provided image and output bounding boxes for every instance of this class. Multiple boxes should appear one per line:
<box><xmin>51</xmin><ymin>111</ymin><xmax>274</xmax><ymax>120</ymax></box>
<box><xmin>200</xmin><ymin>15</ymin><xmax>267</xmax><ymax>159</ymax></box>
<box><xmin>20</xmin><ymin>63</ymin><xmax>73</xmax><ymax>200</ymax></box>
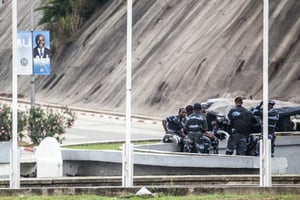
<box><xmin>37</xmin><ymin>35</ymin><xmax>45</xmax><ymax>49</ymax></box>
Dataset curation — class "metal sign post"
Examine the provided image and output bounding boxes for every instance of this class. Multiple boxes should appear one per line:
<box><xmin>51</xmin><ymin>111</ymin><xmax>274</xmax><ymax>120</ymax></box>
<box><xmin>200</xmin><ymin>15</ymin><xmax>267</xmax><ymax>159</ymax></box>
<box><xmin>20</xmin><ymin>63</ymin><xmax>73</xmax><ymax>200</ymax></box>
<box><xmin>122</xmin><ymin>0</ymin><xmax>133</xmax><ymax>187</ymax></box>
<box><xmin>260</xmin><ymin>0</ymin><xmax>271</xmax><ymax>187</ymax></box>
<box><xmin>30</xmin><ymin>0</ymin><xmax>36</xmax><ymax>108</ymax></box>
<box><xmin>11</xmin><ymin>0</ymin><xmax>20</xmax><ymax>189</ymax></box>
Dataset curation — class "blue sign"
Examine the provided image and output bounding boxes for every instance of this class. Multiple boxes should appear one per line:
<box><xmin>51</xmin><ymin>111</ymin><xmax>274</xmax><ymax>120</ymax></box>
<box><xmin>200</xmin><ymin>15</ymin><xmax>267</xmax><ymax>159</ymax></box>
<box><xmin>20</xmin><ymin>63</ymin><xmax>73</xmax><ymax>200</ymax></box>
<box><xmin>32</xmin><ymin>31</ymin><xmax>51</xmax><ymax>75</ymax></box>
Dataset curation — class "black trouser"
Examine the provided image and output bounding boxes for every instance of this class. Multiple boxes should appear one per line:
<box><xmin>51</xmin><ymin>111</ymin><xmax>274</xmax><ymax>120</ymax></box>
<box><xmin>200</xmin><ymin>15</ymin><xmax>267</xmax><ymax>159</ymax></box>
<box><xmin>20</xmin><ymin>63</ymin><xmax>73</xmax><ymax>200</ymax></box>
<box><xmin>183</xmin><ymin>133</ymin><xmax>211</xmax><ymax>154</ymax></box>
<box><xmin>256</xmin><ymin>133</ymin><xmax>276</xmax><ymax>156</ymax></box>
<box><xmin>269</xmin><ymin>133</ymin><xmax>276</xmax><ymax>154</ymax></box>
<box><xmin>226</xmin><ymin>131</ymin><xmax>247</xmax><ymax>155</ymax></box>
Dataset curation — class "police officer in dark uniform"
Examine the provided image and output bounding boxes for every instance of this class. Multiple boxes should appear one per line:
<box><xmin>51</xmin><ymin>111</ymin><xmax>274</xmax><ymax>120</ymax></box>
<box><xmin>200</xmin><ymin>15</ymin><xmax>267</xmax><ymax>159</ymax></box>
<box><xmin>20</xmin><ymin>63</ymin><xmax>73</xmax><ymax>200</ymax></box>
<box><xmin>162</xmin><ymin>108</ymin><xmax>186</xmax><ymax>150</ymax></box>
<box><xmin>226</xmin><ymin>96</ymin><xmax>254</xmax><ymax>155</ymax></box>
<box><xmin>183</xmin><ymin>103</ymin><xmax>211</xmax><ymax>153</ymax></box>
<box><xmin>185</xmin><ymin>105</ymin><xmax>194</xmax><ymax>119</ymax></box>
<box><xmin>252</xmin><ymin>100</ymin><xmax>279</xmax><ymax>157</ymax></box>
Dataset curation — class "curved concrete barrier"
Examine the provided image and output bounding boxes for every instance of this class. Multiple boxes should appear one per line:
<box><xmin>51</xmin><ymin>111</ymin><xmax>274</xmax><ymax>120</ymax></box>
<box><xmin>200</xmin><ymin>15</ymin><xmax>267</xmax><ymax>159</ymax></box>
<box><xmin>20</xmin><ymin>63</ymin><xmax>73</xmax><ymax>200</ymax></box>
<box><xmin>0</xmin><ymin>142</ymin><xmax>11</xmax><ymax>178</ymax></box>
<box><xmin>2</xmin><ymin>134</ymin><xmax>298</xmax><ymax>178</ymax></box>
<box><xmin>61</xmin><ymin>148</ymin><xmax>287</xmax><ymax>176</ymax></box>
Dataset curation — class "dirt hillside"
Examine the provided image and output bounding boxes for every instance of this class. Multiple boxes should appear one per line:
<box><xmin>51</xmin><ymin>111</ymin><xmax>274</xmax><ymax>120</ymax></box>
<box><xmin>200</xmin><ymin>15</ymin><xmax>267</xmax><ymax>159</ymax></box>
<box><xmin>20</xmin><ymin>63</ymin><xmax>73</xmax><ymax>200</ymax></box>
<box><xmin>0</xmin><ymin>0</ymin><xmax>299</xmax><ymax>117</ymax></box>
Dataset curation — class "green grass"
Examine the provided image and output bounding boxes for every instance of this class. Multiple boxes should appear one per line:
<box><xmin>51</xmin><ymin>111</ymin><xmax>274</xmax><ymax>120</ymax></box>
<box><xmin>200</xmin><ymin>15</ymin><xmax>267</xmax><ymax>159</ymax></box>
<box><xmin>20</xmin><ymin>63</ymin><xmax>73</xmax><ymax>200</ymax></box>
<box><xmin>1</xmin><ymin>194</ymin><xmax>300</xmax><ymax>200</ymax></box>
<box><xmin>63</xmin><ymin>141</ymin><xmax>159</xmax><ymax>150</ymax></box>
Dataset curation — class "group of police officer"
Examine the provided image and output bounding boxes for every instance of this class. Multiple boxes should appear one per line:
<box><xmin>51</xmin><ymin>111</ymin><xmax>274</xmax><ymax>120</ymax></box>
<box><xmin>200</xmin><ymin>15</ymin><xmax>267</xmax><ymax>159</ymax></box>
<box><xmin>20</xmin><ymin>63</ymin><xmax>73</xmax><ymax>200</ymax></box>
<box><xmin>162</xmin><ymin>97</ymin><xmax>279</xmax><ymax>156</ymax></box>
<box><xmin>162</xmin><ymin>102</ymin><xmax>218</xmax><ymax>154</ymax></box>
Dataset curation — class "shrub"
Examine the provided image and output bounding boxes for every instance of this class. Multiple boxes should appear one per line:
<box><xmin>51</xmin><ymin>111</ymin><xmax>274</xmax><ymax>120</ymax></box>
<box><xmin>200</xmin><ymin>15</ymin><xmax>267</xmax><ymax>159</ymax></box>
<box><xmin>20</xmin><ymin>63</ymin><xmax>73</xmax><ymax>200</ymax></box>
<box><xmin>0</xmin><ymin>103</ymin><xmax>27</xmax><ymax>142</ymax></box>
<box><xmin>0</xmin><ymin>103</ymin><xmax>76</xmax><ymax>145</ymax></box>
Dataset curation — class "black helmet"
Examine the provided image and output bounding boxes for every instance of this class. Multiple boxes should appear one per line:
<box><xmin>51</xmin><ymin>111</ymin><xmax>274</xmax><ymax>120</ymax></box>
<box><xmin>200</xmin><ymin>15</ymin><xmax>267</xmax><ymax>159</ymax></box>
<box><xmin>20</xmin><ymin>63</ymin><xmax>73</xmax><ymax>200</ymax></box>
<box><xmin>268</xmin><ymin>100</ymin><xmax>275</xmax><ymax>106</ymax></box>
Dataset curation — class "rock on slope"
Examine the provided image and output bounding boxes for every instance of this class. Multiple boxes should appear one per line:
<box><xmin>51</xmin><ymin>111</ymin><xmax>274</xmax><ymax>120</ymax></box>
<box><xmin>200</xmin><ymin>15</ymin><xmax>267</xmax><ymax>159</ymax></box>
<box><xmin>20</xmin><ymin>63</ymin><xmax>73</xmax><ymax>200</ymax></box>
<box><xmin>0</xmin><ymin>0</ymin><xmax>299</xmax><ymax>117</ymax></box>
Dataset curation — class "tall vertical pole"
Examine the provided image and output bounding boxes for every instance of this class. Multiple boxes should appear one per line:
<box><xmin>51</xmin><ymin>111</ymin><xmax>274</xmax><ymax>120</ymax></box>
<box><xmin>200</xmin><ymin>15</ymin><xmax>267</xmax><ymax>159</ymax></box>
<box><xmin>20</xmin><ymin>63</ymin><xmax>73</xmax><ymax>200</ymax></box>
<box><xmin>260</xmin><ymin>0</ymin><xmax>271</xmax><ymax>187</ymax></box>
<box><xmin>30</xmin><ymin>0</ymin><xmax>35</xmax><ymax>108</ymax></box>
<box><xmin>122</xmin><ymin>0</ymin><xmax>133</xmax><ymax>187</ymax></box>
<box><xmin>30</xmin><ymin>0</ymin><xmax>33</xmax><ymax>29</ymax></box>
<box><xmin>11</xmin><ymin>0</ymin><xmax>20</xmax><ymax>189</ymax></box>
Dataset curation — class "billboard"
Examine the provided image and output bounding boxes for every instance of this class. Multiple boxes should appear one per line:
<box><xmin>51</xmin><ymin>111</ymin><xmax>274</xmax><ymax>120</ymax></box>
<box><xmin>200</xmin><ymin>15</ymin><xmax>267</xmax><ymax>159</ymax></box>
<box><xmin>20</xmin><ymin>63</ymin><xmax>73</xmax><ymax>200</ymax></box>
<box><xmin>17</xmin><ymin>30</ymin><xmax>51</xmax><ymax>75</ymax></box>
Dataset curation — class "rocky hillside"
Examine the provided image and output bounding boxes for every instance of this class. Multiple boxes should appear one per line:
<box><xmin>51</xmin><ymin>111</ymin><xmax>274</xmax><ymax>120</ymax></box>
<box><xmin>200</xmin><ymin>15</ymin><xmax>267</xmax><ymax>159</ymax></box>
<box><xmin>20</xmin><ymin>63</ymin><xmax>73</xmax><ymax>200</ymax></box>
<box><xmin>0</xmin><ymin>0</ymin><xmax>299</xmax><ymax>117</ymax></box>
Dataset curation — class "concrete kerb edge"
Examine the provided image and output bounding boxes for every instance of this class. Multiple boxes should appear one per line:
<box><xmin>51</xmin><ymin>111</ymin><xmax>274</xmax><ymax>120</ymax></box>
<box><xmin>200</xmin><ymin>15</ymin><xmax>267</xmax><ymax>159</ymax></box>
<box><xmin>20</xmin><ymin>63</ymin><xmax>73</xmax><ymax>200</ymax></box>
<box><xmin>1</xmin><ymin>186</ymin><xmax>300</xmax><ymax>196</ymax></box>
<box><xmin>60</xmin><ymin>138</ymin><xmax>162</xmax><ymax>148</ymax></box>
<box><xmin>0</xmin><ymin>97</ymin><xmax>161</xmax><ymax>125</ymax></box>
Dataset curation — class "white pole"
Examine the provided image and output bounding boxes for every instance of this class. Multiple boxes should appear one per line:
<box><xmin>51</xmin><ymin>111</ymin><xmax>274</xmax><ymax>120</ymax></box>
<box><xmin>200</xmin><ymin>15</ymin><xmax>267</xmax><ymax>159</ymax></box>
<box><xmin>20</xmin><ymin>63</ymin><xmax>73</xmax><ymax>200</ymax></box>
<box><xmin>260</xmin><ymin>0</ymin><xmax>271</xmax><ymax>187</ymax></box>
<box><xmin>122</xmin><ymin>0</ymin><xmax>133</xmax><ymax>187</ymax></box>
<box><xmin>11</xmin><ymin>0</ymin><xmax>20</xmax><ymax>189</ymax></box>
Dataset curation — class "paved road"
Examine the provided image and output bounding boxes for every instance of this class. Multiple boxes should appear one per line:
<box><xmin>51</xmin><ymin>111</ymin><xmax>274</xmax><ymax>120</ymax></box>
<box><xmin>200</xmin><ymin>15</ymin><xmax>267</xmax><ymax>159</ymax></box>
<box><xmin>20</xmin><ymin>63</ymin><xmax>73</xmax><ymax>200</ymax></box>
<box><xmin>62</xmin><ymin>113</ymin><xmax>163</xmax><ymax>145</ymax></box>
<box><xmin>0</xmin><ymin>98</ymin><xmax>163</xmax><ymax>145</ymax></box>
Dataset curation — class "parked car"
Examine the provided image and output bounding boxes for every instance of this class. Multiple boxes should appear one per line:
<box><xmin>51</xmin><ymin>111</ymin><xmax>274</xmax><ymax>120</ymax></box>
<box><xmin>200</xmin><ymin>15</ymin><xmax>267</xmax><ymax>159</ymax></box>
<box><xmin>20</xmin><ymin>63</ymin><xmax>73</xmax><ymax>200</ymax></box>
<box><xmin>204</xmin><ymin>100</ymin><xmax>300</xmax><ymax>133</ymax></box>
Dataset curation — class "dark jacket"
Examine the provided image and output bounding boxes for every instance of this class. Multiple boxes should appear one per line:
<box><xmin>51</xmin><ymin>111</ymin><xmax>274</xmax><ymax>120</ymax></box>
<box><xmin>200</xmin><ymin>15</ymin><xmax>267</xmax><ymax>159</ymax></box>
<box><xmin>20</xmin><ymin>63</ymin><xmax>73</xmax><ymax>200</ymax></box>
<box><xmin>33</xmin><ymin>47</ymin><xmax>51</xmax><ymax>58</ymax></box>
<box><xmin>185</xmin><ymin>112</ymin><xmax>208</xmax><ymax>139</ymax></box>
<box><xmin>165</xmin><ymin>115</ymin><xmax>186</xmax><ymax>134</ymax></box>
<box><xmin>252</xmin><ymin>107</ymin><xmax>279</xmax><ymax>134</ymax></box>
<box><xmin>227</xmin><ymin>105</ymin><xmax>253</xmax><ymax>136</ymax></box>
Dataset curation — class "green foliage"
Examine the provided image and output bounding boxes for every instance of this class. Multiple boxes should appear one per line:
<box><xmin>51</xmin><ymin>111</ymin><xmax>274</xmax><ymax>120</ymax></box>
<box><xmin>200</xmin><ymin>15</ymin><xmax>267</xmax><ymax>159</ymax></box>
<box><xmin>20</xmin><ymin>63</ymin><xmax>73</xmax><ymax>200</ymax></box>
<box><xmin>36</xmin><ymin>0</ymin><xmax>106</xmax><ymax>53</ymax></box>
<box><xmin>0</xmin><ymin>104</ymin><xmax>12</xmax><ymax>141</ymax></box>
<box><xmin>17</xmin><ymin>110</ymin><xmax>28</xmax><ymax>141</ymax></box>
<box><xmin>0</xmin><ymin>103</ymin><xmax>76</xmax><ymax>145</ymax></box>
<box><xmin>64</xmin><ymin>141</ymin><xmax>160</xmax><ymax>150</ymax></box>
<box><xmin>0</xmin><ymin>104</ymin><xmax>27</xmax><ymax>141</ymax></box>
<box><xmin>27</xmin><ymin>106</ymin><xmax>76</xmax><ymax>145</ymax></box>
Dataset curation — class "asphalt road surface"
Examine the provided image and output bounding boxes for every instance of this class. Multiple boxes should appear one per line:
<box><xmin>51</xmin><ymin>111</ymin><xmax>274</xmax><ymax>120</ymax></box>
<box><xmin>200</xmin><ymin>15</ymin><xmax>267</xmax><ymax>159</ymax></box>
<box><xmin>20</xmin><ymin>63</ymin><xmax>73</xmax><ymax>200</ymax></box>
<box><xmin>62</xmin><ymin>113</ymin><xmax>163</xmax><ymax>145</ymax></box>
<box><xmin>0</xmin><ymin>98</ymin><xmax>163</xmax><ymax>145</ymax></box>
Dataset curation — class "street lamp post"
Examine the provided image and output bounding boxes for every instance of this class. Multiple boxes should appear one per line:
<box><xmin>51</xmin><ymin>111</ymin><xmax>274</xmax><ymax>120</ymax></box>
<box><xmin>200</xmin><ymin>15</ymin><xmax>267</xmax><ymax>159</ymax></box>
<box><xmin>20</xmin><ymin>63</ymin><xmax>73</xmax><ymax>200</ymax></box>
<box><xmin>30</xmin><ymin>0</ymin><xmax>35</xmax><ymax>108</ymax></box>
<box><xmin>11</xmin><ymin>0</ymin><xmax>20</xmax><ymax>189</ymax></box>
<box><xmin>260</xmin><ymin>0</ymin><xmax>272</xmax><ymax>187</ymax></box>
<box><xmin>122</xmin><ymin>0</ymin><xmax>133</xmax><ymax>187</ymax></box>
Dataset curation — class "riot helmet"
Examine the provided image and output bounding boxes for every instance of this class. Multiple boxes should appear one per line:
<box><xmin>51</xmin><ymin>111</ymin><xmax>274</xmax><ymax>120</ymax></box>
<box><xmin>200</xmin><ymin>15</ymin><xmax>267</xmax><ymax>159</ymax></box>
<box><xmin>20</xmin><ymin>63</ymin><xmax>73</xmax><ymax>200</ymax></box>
<box><xmin>268</xmin><ymin>100</ymin><xmax>275</xmax><ymax>110</ymax></box>
<box><xmin>268</xmin><ymin>100</ymin><xmax>275</xmax><ymax>106</ymax></box>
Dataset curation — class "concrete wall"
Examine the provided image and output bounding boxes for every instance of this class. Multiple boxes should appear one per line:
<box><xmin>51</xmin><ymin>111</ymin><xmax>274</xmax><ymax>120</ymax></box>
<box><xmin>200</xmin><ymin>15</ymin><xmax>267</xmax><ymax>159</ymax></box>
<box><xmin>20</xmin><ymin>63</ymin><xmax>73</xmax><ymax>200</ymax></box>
<box><xmin>0</xmin><ymin>142</ymin><xmax>11</xmax><ymax>178</ymax></box>
<box><xmin>2</xmin><ymin>1</ymin><xmax>300</xmax><ymax>116</ymax></box>
<box><xmin>274</xmin><ymin>136</ymin><xmax>300</xmax><ymax>174</ymax></box>
<box><xmin>0</xmin><ymin>142</ymin><xmax>37</xmax><ymax>178</ymax></box>
<box><xmin>61</xmin><ymin>148</ymin><xmax>287</xmax><ymax>177</ymax></box>
<box><xmin>135</xmin><ymin>135</ymin><xmax>300</xmax><ymax>174</ymax></box>
<box><xmin>62</xmin><ymin>135</ymin><xmax>300</xmax><ymax>176</ymax></box>
<box><xmin>1</xmin><ymin>135</ymin><xmax>299</xmax><ymax>178</ymax></box>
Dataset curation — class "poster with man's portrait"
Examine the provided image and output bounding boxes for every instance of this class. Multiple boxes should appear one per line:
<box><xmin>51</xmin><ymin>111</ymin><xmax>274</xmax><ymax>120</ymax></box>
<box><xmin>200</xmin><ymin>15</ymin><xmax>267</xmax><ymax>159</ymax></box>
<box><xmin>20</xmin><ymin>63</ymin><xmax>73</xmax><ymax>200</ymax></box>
<box><xmin>32</xmin><ymin>31</ymin><xmax>51</xmax><ymax>75</ymax></box>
